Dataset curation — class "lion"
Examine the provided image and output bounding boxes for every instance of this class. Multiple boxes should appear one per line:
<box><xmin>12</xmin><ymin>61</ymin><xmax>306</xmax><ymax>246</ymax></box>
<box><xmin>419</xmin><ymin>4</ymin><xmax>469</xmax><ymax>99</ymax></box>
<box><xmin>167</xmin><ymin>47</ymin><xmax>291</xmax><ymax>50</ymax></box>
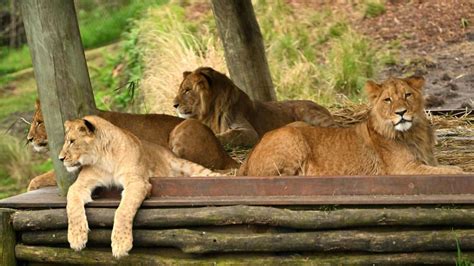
<box><xmin>61</xmin><ymin>116</ymin><xmax>222</xmax><ymax>258</ymax></box>
<box><xmin>26</xmin><ymin>100</ymin><xmax>238</xmax><ymax>191</ymax></box>
<box><xmin>239</xmin><ymin>76</ymin><xmax>466</xmax><ymax>176</ymax></box>
<box><xmin>173</xmin><ymin>67</ymin><xmax>336</xmax><ymax>147</ymax></box>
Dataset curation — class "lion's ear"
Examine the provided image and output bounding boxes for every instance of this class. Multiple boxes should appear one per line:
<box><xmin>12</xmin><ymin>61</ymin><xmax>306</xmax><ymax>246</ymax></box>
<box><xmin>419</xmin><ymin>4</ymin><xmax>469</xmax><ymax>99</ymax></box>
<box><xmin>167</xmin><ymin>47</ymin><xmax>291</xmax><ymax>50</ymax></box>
<box><xmin>183</xmin><ymin>71</ymin><xmax>191</xmax><ymax>79</ymax></box>
<box><xmin>365</xmin><ymin>80</ymin><xmax>382</xmax><ymax>101</ymax></box>
<box><xmin>82</xmin><ymin>119</ymin><xmax>96</xmax><ymax>134</ymax></box>
<box><xmin>197</xmin><ymin>67</ymin><xmax>214</xmax><ymax>86</ymax></box>
<box><xmin>404</xmin><ymin>75</ymin><xmax>425</xmax><ymax>91</ymax></box>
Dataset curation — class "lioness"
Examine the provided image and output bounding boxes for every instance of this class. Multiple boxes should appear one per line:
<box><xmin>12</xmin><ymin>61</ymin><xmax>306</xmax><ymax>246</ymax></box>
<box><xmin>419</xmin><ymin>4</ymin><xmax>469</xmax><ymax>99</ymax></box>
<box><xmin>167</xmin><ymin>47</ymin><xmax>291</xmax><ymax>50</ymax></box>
<box><xmin>27</xmin><ymin>100</ymin><xmax>238</xmax><ymax>191</ymax></box>
<box><xmin>173</xmin><ymin>67</ymin><xmax>335</xmax><ymax>147</ymax></box>
<box><xmin>239</xmin><ymin>76</ymin><xmax>466</xmax><ymax>176</ymax></box>
<box><xmin>62</xmin><ymin>116</ymin><xmax>222</xmax><ymax>258</ymax></box>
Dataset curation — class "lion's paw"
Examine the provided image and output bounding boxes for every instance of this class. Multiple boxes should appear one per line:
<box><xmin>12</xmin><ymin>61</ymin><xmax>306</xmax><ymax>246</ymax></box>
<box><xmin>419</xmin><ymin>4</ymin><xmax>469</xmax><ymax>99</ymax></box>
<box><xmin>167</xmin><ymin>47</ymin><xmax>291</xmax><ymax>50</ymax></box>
<box><xmin>111</xmin><ymin>229</ymin><xmax>133</xmax><ymax>258</ymax></box>
<box><xmin>68</xmin><ymin>218</ymin><xmax>89</xmax><ymax>251</ymax></box>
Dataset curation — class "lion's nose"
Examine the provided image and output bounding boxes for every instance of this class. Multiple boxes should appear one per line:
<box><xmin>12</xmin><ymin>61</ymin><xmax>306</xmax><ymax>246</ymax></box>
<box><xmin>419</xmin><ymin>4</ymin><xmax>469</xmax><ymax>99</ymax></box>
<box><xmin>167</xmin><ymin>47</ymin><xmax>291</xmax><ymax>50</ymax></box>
<box><xmin>173</xmin><ymin>103</ymin><xmax>179</xmax><ymax>108</ymax></box>
<box><xmin>27</xmin><ymin>136</ymin><xmax>33</xmax><ymax>142</ymax></box>
<box><xmin>395</xmin><ymin>109</ymin><xmax>407</xmax><ymax>116</ymax></box>
<box><xmin>58</xmin><ymin>155</ymin><xmax>65</xmax><ymax>162</ymax></box>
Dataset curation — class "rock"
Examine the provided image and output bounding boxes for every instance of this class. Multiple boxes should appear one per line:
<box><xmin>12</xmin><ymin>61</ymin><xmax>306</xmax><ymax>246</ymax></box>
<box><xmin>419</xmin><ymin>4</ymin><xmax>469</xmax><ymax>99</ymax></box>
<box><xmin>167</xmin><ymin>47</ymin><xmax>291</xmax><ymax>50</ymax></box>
<box><xmin>441</xmin><ymin>73</ymin><xmax>451</xmax><ymax>81</ymax></box>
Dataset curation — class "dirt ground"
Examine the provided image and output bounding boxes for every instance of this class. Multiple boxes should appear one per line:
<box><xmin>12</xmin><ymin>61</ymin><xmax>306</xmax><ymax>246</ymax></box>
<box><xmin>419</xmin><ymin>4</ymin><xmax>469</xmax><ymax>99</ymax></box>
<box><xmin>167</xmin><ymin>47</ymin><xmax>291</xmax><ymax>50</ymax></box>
<box><xmin>289</xmin><ymin>0</ymin><xmax>474</xmax><ymax>111</ymax></box>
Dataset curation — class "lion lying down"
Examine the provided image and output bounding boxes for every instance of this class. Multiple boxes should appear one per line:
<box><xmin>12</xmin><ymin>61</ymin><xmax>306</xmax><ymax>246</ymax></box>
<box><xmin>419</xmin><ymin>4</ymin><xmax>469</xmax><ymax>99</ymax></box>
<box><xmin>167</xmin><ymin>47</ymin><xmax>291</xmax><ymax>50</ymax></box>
<box><xmin>61</xmin><ymin>116</ymin><xmax>222</xmax><ymax>258</ymax></box>
<box><xmin>173</xmin><ymin>67</ymin><xmax>336</xmax><ymax>147</ymax></box>
<box><xmin>239</xmin><ymin>76</ymin><xmax>466</xmax><ymax>176</ymax></box>
<box><xmin>27</xmin><ymin>100</ymin><xmax>237</xmax><ymax>191</ymax></box>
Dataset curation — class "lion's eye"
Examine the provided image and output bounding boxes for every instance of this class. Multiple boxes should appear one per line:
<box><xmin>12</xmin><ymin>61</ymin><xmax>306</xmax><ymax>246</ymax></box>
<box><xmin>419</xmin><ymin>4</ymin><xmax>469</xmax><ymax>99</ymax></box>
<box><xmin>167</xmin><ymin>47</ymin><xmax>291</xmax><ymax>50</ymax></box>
<box><xmin>70</xmin><ymin>139</ymin><xmax>75</xmax><ymax>144</ymax></box>
<box><xmin>184</xmin><ymin>89</ymin><xmax>191</xmax><ymax>95</ymax></box>
<box><xmin>383</xmin><ymin>97</ymin><xmax>392</xmax><ymax>103</ymax></box>
<box><xmin>405</xmin><ymin>93</ymin><xmax>412</xmax><ymax>99</ymax></box>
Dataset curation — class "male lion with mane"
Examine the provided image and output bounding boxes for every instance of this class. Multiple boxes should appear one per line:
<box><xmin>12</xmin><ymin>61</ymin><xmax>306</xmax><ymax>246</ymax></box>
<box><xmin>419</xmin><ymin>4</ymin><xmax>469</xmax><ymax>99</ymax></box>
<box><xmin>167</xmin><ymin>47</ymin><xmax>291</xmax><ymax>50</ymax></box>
<box><xmin>61</xmin><ymin>116</ymin><xmax>222</xmax><ymax>258</ymax></box>
<box><xmin>26</xmin><ymin>100</ymin><xmax>237</xmax><ymax>190</ymax></box>
<box><xmin>173</xmin><ymin>67</ymin><xmax>335</xmax><ymax>147</ymax></box>
<box><xmin>239</xmin><ymin>76</ymin><xmax>466</xmax><ymax>176</ymax></box>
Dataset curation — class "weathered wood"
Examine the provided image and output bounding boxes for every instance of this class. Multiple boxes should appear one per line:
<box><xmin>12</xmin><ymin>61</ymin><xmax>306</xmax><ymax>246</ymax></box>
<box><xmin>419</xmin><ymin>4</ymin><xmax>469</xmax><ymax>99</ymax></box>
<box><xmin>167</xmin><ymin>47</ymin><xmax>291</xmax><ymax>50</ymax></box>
<box><xmin>0</xmin><ymin>209</ymin><xmax>16</xmax><ymax>266</ymax></box>
<box><xmin>211</xmin><ymin>0</ymin><xmax>276</xmax><ymax>101</ymax></box>
<box><xmin>15</xmin><ymin>245</ymin><xmax>474</xmax><ymax>265</ymax></box>
<box><xmin>2</xmin><ymin>187</ymin><xmax>474</xmax><ymax>209</ymax></box>
<box><xmin>21</xmin><ymin>228</ymin><xmax>474</xmax><ymax>254</ymax></box>
<box><xmin>12</xmin><ymin>206</ymin><xmax>474</xmax><ymax>231</ymax></box>
<box><xmin>20</xmin><ymin>0</ymin><xmax>97</xmax><ymax>195</ymax></box>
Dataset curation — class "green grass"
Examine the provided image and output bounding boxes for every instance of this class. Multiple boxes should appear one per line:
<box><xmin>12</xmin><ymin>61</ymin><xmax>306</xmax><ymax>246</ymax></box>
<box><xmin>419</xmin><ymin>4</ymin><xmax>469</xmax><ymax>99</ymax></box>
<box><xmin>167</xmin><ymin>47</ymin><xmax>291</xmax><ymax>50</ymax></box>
<box><xmin>364</xmin><ymin>1</ymin><xmax>386</xmax><ymax>18</ymax></box>
<box><xmin>0</xmin><ymin>85</ymin><xmax>37</xmax><ymax>122</ymax></box>
<box><xmin>0</xmin><ymin>0</ymin><xmax>167</xmax><ymax>76</ymax></box>
<box><xmin>0</xmin><ymin>46</ymin><xmax>31</xmax><ymax>76</ymax></box>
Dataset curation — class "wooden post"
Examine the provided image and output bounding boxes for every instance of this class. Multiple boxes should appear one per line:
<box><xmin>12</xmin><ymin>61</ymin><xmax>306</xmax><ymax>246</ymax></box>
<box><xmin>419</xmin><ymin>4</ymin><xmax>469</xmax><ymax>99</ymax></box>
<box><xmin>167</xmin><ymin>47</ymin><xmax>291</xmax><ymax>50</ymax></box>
<box><xmin>0</xmin><ymin>209</ymin><xmax>16</xmax><ymax>266</ymax></box>
<box><xmin>211</xmin><ymin>0</ymin><xmax>276</xmax><ymax>101</ymax></box>
<box><xmin>20</xmin><ymin>0</ymin><xmax>97</xmax><ymax>195</ymax></box>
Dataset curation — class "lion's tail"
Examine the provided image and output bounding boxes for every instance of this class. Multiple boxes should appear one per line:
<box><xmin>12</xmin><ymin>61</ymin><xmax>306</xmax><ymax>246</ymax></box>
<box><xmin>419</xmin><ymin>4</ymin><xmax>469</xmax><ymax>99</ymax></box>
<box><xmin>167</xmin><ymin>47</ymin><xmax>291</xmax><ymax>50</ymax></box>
<box><xmin>292</xmin><ymin>101</ymin><xmax>336</xmax><ymax>127</ymax></box>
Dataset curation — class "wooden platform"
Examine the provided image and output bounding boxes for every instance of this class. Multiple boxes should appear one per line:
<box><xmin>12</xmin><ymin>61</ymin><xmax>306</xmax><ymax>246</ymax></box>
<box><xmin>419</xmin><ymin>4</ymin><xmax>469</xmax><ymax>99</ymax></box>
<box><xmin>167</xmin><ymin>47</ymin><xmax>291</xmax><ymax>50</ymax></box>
<box><xmin>1</xmin><ymin>174</ymin><xmax>473</xmax><ymax>208</ymax></box>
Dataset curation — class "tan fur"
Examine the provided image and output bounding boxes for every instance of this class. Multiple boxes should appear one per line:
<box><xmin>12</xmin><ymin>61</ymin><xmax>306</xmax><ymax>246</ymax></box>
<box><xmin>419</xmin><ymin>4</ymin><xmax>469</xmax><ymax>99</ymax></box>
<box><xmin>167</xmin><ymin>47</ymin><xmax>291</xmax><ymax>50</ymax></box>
<box><xmin>173</xmin><ymin>67</ymin><xmax>335</xmax><ymax>147</ymax></box>
<box><xmin>61</xmin><ymin>116</ymin><xmax>221</xmax><ymax>258</ymax></box>
<box><xmin>27</xmin><ymin>100</ymin><xmax>237</xmax><ymax>191</ymax></box>
<box><xmin>239</xmin><ymin>76</ymin><xmax>466</xmax><ymax>176</ymax></box>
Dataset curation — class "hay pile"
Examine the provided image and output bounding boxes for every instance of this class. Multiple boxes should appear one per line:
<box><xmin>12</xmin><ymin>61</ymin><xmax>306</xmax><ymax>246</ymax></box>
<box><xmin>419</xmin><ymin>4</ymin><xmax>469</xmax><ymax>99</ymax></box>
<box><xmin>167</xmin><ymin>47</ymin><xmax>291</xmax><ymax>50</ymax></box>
<box><xmin>229</xmin><ymin>105</ymin><xmax>473</xmax><ymax>172</ymax></box>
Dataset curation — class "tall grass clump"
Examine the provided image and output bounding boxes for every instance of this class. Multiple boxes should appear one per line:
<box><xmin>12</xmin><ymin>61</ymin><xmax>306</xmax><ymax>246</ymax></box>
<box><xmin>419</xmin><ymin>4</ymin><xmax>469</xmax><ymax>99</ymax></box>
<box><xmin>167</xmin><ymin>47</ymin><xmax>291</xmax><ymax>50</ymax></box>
<box><xmin>326</xmin><ymin>31</ymin><xmax>376</xmax><ymax>98</ymax></box>
<box><xmin>137</xmin><ymin>5</ymin><xmax>226</xmax><ymax>114</ymax></box>
<box><xmin>0</xmin><ymin>134</ymin><xmax>38</xmax><ymax>190</ymax></box>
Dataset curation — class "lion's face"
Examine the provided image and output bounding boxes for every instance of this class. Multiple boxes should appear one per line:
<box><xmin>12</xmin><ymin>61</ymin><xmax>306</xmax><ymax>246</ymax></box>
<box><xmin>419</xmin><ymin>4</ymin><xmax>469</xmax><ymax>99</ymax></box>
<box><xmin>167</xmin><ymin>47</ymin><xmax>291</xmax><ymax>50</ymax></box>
<box><xmin>173</xmin><ymin>69</ymin><xmax>212</xmax><ymax>119</ymax></box>
<box><xmin>366</xmin><ymin>76</ymin><xmax>425</xmax><ymax>134</ymax></box>
<box><xmin>27</xmin><ymin>100</ymin><xmax>49</xmax><ymax>153</ymax></box>
<box><xmin>59</xmin><ymin>119</ymin><xmax>97</xmax><ymax>172</ymax></box>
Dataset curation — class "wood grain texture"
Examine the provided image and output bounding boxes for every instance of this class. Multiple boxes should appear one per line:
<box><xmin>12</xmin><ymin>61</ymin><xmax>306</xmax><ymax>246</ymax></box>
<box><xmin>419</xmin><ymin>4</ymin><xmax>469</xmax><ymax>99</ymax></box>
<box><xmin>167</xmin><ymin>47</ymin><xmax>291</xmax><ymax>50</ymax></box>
<box><xmin>20</xmin><ymin>228</ymin><xmax>474</xmax><ymax>254</ymax></box>
<box><xmin>16</xmin><ymin>245</ymin><xmax>474</xmax><ymax>265</ymax></box>
<box><xmin>12</xmin><ymin>206</ymin><xmax>474</xmax><ymax>231</ymax></box>
<box><xmin>20</xmin><ymin>0</ymin><xmax>97</xmax><ymax>195</ymax></box>
<box><xmin>0</xmin><ymin>209</ymin><xmax>16</xmax><ymax>266</ymax></box>
<box><xmin>211</xmin><ymin>0</ymin><xmax>276</xmax><ymax>101</ymax></box>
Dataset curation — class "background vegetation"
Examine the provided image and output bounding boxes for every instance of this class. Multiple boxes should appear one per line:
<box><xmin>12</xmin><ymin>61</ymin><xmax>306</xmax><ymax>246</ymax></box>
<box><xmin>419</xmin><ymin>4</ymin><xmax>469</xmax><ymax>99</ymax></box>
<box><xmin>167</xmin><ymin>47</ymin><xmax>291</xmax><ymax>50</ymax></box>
<box><xmin>0</xmin><ymin>0</ymin><xmax>396</xmax><ymax>197</ymax></box>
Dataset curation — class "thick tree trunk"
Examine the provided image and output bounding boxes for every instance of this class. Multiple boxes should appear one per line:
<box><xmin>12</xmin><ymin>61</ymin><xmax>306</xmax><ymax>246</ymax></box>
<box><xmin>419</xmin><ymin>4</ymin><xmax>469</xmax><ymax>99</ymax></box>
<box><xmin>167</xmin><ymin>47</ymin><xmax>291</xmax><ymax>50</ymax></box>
<box><xmin>19</xmin><ymin>0</ymin><xmax>97</xmax><ymax>195</ymax></box>
<box><xmin>21</xmin><ymin>228</ymin><xmax>474</xmax><ymax>254</ymax></box>
<box><xmin>211</xmin><ymin>0</ymin><xmax>276</xmax><ymax>101</ymax></box>
<box><xmin>12</xmin><ymin>206</ymin><xmax>474</xmax><ymax>231</ymax></box>
<box><xmin>15</xmin><ymin>245</ymin><xmax>473</xmax><ymax>265</ymax></box>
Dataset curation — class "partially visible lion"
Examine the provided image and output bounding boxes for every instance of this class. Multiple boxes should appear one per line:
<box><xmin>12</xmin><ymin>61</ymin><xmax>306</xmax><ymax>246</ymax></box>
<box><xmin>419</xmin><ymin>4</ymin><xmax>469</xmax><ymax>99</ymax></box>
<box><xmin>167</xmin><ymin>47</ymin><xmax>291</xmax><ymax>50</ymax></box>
<box><xmin>239</xmin><ymin>76</ymin><xmax>466</xmax><ymax>176</ymax></box>
<box><xmin>27</xmin><ymin>100</ymin><xmax>238</xmax><ymax>191</ymax></box>
<box><xmin>61</xmin><ymin>116</ymin><xmax>221</xmax><ymax>258</ymax></box>
<box><xmin>173</xmin><ymin>67</ymin><xmax>335</xmax><ymax>147</ymax></box>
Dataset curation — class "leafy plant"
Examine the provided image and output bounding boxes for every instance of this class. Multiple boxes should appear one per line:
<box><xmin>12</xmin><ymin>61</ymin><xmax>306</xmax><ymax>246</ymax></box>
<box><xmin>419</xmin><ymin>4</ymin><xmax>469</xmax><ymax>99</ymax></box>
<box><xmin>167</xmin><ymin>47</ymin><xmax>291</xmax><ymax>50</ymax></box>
<box><xmin>364</xmin><ymin>1</ymin><xmax>386</xmax><ymax>18</ymax></box>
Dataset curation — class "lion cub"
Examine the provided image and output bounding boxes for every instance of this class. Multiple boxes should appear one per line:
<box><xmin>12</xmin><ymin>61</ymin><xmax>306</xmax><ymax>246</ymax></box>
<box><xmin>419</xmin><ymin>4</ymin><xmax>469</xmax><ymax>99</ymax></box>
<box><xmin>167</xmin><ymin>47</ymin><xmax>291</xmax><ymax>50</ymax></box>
<box><xmin>60</xmin><ymin>116</ymin><xmax>221</xmax><ymax>258</ymax></box>
<box><xmin>239</xmin><ymin>76</ymin><xmax>466</xmax><ymax>176</ymax></box>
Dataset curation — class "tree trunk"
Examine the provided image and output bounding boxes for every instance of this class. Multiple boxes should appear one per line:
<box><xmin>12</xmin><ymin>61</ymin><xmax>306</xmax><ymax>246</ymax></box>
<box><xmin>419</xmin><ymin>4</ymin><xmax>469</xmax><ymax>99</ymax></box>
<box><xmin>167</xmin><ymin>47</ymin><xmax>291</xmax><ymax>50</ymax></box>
<box><xmin>19</xmin><ymin>0</ymin><xmax>97</xmax><ymax>195</ymax></box>
<box><xmin>211</xmin><ymin>0</ymin><xmax>276</xmax><ymax>101</ymax></box>
<box><xmin>21</xmin><ymin>228</ymin><xmax>474</xmax><ymax>254</ymax></box>
<box><xmin>15</xmin><ymin>245</ymin><xmax>474</xmax><ymax>265</ymax></box>
<box><xmin>12</xmin><ymin>206</ymin><xmax>474</xmax><ymax>231</ymax></box>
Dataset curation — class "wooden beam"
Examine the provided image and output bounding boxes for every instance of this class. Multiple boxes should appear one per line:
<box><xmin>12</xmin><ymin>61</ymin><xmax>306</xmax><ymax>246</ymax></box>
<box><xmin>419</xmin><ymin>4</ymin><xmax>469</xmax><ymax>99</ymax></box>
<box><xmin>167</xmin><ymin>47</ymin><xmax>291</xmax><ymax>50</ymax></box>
<box><xmin>0</xmin><ymin>209</ymin><xmax>16</xmax><ymax>266</ymax></box>
<box><xmin>12</xmin><ymin>206</ymin><xmax>474</xmax><ymax>231</ymax></box>
<box><xmin>211</xmin><ymin>0</ymin><xmax>276</xmax><ymax>101</ymax></box>
<box><xmin>15</xmin><ymin>245</ymin><xmax>474</xmax><ymax>265</ymax></box>
<box><xmin>20</xmin><ymin>0</ymin><xmax>97</xmax><ymax>195</ymax></box>
<box><xmin>20</xmin><ymin>228</ymin><xmax>474</xmax><ymax>254</ymax></box>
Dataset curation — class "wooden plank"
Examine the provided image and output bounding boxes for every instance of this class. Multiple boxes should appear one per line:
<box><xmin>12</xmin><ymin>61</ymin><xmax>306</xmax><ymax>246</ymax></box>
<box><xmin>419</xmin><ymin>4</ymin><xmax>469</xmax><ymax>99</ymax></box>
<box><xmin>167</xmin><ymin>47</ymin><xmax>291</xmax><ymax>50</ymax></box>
<box><xmin>12</xmin><ymin>207</ymin><xmax>474</xmax><ymax>231</ymax></box>
<box><xmin>15</xmin><ymin>245</ymin><xmax>474</xmax><ymax>265</ymax></box>
<box><xmin>19</xmin><ymin>0</ymin><xmax>97</xmax><ymax>195</ymax></box>
<box><xmin>0</xmin><ymin>173</ymin><xmax>474</xmax><ymax>208</ymax></box>
<box><xmin>20</xmin><ymin>228</ymin><xmax>474</xmax><ymax>253</ymax></box>
<box><xmin>210</xmin><ymin>0</ymin><xmax>276</xmax><ymax>101</ymax></box>
<box><xmin>0</xmin><ymin>209</ymin><xmax>16</xmax><ymax>266</ymax></box>
<box><xmin>0</xmin><ymin>191</ymin><xmax>474</xmax><ymax>208</ymax></box>
<box><xmin>148</xmin><ymin>175</ymin><xmax>474</xmax><ymax>196</ymax></box>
